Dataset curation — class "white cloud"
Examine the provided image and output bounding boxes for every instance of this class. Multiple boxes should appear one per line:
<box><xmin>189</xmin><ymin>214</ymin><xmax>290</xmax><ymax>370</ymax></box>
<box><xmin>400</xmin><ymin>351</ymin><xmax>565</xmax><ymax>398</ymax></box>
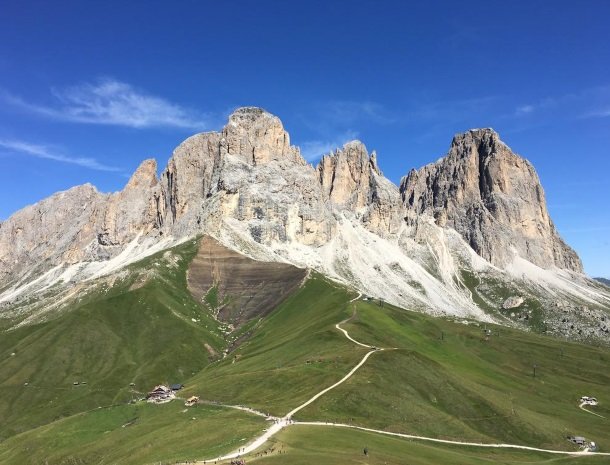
<box><xmin>298</xmin><ymin>101</ymin><xmax>394</xmax><ymax>136</ymax></box>
<box><xmin>0</xmin><ymin>139</ymin><xmax>121</xmax><ymax>171</ymax></box>
<box><xmin>294</xmin><ymin>101</ymin><xmax>390</xmax><ymax>162</ymax></box>
<box><xmin>515</xmin><ymin>104</ymin><xmax>534</xmax><ymax>115</ymax></box>
<box><xmin>582</xmin><ymin>108</ymin><xmax>610</xmax><ymax>118</ymax></box>
<box><xmin>4</xmin><ymin>78</ymin><xmax>209</xmax><ymax>130</ymax></box>
<box><xmin>511</xmin><ymin>86</ymin><xmax>610</xmax><ymax>120</ymax></box>
<box><xmin>298</xmin><ymin>130</ymin><xmax>360</xmax><ymax>162</ymax></box>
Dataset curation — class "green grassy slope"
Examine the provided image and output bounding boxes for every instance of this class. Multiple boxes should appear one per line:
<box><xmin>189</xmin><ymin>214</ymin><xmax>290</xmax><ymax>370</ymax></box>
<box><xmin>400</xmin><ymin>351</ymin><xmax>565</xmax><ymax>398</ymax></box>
<box><xmin>0</xmin><ymin>239</ymin><xmax>226</xmax><ymax>440</ymax></box>
<box><xmin>0</xmin><ymin>401</ymin><xmax>266</xmax><ymax>465</ymax></box>
<box><xmin>1</xmin><ymin>240</ymin><xmax>609</xmax><ymax>464</ymax></box>
<box><xmin>251</xmin><ymin>426</ymin><xmax>609</xmax><ymax>465</ymax></box>
<box><xmin>298</xmin><ymin>299</ymin><xmax>610</xmax><ymax>450</ymax></box>
<box><xmin>184</xmin><ymin>275</ymin><xmax>365</xmax><ymax>415</ymax></box>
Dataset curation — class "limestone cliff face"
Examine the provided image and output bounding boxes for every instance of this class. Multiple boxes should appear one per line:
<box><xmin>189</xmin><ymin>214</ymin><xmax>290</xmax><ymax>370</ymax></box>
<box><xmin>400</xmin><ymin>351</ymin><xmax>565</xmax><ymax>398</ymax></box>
<box><xmin>399</xmin><ymin>129</ymin><xmax>582</xmax><ymax>271</ymax></box>
<box><xmin>158</xmin><ymin>108</ymin><xmax>306</xmax><ymax>236</ymax></box>
<box><xmin>100</xmin><ymin>159</ymin><xmax>162</xmax><ymax>248</ymax></box>
<box><xmin>159</xmin><ymin>108</ymin><xmax>334</xmax><ymax>246</ymax></box>
<box><xmin>317</xmin><ymin>141</ymin><xmax>402</xmax><ymax>235</ymax></box>
<box><xmin>318</xmin><ymin>141</ymin><xmax>378</xmax><ymax>209</ymax></box>
<box><xmin>220</xmin><ymin>107</ymin><xmax>303</xmax><ymax>165</ymax></box>
<box><xmin>0</xmin><ymin>111</ymin><xmax>586</xmax><ymax>299</ymax></box>
<box><xmin>161</xmin><ymin>131</ymin><xmax>223</xmax><ymax>231</ymax></box>
<box><xmin>0</xmin><ymin>184</ymin><xmax>105</xmax><ymax>281</ymax></box>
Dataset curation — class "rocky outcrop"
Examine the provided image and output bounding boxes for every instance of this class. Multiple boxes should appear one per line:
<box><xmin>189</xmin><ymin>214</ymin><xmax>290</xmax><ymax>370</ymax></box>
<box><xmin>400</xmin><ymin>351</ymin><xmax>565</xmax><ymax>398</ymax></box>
<box><xmin>0</xmin><ymin>184</ymin><xmax>105</xmax><ymax>282</ymax></box>
<box><xmin>161</xmin><ymin>131</ymin><xmax>223</xmax><ymax>230</ymax></box>
<box><xmin>503</xmin><ymin>296</ymin><xmax>524</xmax><ymax>309</ymax></box>
<box><xmin>400</xmin><ymin>129</ymin><xmax>582</xmax><ymax>272</ymax></box>
<box><xmin>318</xmin><ymin>141</ymin><xmax>379</xmax><ymax>209</ymax></box>
<box><xmin>318</xmin><ymin>141</ymin><xmax>402</xmax><ymax>235</ymax></box>
<box><xmin>220</xmin><ymin>107</ymin><xmax>304</xmax><ymax>166</ymax></box>
<box><xmin>154</xmin><ymin>107</ymin><xmax>335</xmax><ymax>247</ymax></box>
<box><xmin>100</xmin><ymin>159</ymin><xmax>162</xmax><ymax>248</ymax></box>
<box><xmin>0</xmin><ymin>110</ymin><xmax>593</xmax><ymax>321</ymax></box>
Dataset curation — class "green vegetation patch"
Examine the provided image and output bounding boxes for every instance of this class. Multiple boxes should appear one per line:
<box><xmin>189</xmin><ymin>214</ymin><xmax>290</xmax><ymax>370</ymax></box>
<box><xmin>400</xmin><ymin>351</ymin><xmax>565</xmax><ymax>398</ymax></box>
<box><xmin>0</xmin><ymin>239</ymin><xmax>225</xmax><ymax>440</ymax></box>
<box><xmin>251</xmin><ymin>425</ymin><xmax>608</xmax><ymax>465</ymax></box>
<box><xmin>0</xmin><ymin>401</ymin><xmax>266</xmax><ymax>465</ymax></box>
<box><xmin>298</xmin><ymin>298</ymin><xmax>610</xmax><ymax>450</ymax></box>
<box><xmin>185</xmin><ymin>275</ymin><xmax>365</xmax><ymax>416</ymax></box>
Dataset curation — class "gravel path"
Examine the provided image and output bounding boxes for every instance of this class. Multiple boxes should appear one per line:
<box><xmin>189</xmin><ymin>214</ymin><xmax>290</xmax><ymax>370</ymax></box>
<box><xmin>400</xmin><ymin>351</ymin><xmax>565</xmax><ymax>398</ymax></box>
<box><xmin>293</xmin><ymin>422</ymin><xmax>610</xmax><ymax>456</ymax></box>
<box><xmin>579</xmin><ymin>401</ymin><xmax>606</xmax><ymax>419</ymax></box>
<box><xmin>190</xmin><ymin>292</ymin><xmax>608</xmax><ymax>462</ymax></box>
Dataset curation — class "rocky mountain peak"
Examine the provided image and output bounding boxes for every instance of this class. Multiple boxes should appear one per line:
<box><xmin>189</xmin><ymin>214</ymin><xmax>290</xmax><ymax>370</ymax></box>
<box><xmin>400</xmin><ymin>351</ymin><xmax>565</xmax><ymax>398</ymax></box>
<box><xmin>369</xmin><ymin>150</ymin><xmax>381</xmax><ymax>175</ymax></box>
<box><xmin>400</xmin><ymin>129</ymin><xmax>583</xmax><ymax>271</ymax></box>
<box><xmin>0</xmin><ymin>182</ymin><xmax>106</xmax><ymax>278</ymax></box>
<box><xmin>125</xmin><ymin>159</ymin><xmax>158</xmax><ymax>191</ymax></box>
<box><xmin>447</xmin><ymin>128</ymin><xmax>507</xmax><ymax>166</ymax></box>
<box><xmin>0</xmin><ymin>112</ymin><xmax>594</xmax><ymax>322</ymax></box>
<box><xmin>220</xmin><ymin>106</ymin><xmax>303</xmax><ymax>165</ymax></box>
<box><xmin>318</xmin><ymin>140</ymin><xmax>377</xmax><ymax>208</ymax></box>
<box><xmin>317</xmin><ymin>140</ymin><xmax>401</xmax><ymax>234</ymax></box>
<box><xmin>451</xmin><ymin>127</ymin><xmax>499</xmax><ymax>146</ymax></box>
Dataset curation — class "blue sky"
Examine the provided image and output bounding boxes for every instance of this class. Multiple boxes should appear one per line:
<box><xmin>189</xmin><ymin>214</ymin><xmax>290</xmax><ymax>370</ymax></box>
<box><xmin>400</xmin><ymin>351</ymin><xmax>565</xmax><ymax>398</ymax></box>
<box><xmin>1</xmin><ymin>0</ymin><xmax>609</xmax><ymax>276</ymax></box>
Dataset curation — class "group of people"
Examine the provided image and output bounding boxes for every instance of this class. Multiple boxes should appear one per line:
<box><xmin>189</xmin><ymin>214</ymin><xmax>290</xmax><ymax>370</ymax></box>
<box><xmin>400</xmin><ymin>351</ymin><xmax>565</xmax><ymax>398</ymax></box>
<box><xmin>252</xmin><ymin>444</ymin><xmax>287</xmax><ymax>457</ymax></box>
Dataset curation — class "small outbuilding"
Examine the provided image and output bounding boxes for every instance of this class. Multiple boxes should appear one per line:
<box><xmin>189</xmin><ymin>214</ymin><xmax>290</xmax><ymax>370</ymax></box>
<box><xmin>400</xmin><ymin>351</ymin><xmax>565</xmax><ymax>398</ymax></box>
<box><xmin>580</xmin><ymin>396</ymin><xmax>598</xmax><ymax>405</ymax></box>
<box><xmin>146</xmin><ymin>385</ymin><xmax>175</xmax><ymax>403</ymax></box>
<box><xmin>569</xmin><ymin>436</ymin><xmax>586</xmax><ymax>446</ymax></box>
<box><xmin>170</xmin><ymin>383</ymin><xmax>184</xmax><ymax>391</ymax></box>
<box><xmin>185</xmin><ymin>396</ymin><xmax>200</xmax><ymax>407</ymax></box>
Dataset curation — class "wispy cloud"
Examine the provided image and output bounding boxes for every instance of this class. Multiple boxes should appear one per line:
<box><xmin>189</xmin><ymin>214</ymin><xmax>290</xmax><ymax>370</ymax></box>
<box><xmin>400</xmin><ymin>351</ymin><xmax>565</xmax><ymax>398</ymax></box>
<box><xmin>298</xmin><ymin>130</ymin><xmax>360</xmax><ymax>162</ymax></box>
<box><xmin>515</xmin><ymin>104</ymin><xmax>534</xmax><ymax>116</ymax></box>
<box><xmin>3</xmin><ymin>78</ymin><xmax>209</xmax><ymax>129</ymax></box>
<box><xmin>0</xmin><ymin>139</ymin><xmax>121</xmax><ymax>171</ymax></box>
<box><xmin>294</xmin><ymin>100</ymin><xmax>388</xmax><ymax>162</ymax></box>
<box><xmin>581</xmin><ymin>107</ymin><xmax>610</xmax><ymax>119</ymax></box>
<box><xmin>297</xmin><ymin>100</ymin><xmax>395</xmax><ymax>136</ymax></box>
<box><xmin>315</xmin><ymin>101</ymin><xmax>394</xmax><ymax>125</ymax></box>
<box><xmin>513</xmin><ymin>85</ymin><xmax>610</xmax><ymax>120</ymax></box>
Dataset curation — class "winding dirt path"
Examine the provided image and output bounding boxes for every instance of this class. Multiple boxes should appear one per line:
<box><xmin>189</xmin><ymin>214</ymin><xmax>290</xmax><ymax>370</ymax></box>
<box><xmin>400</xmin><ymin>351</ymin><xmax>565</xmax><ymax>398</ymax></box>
<box><xmin>284</xmin><ymin>348</ymin><xmax>379</xmax><ymax>419</ymax></box>
<box><xmin>293</xmin><ymin>422</ymin><xmax>610</xmax><ymax>456</ymax></box>
<box><xmin>204</xmin><ymin>402</ymin><xmax>270</xmax><ymax>418</ymax></box>
<box><xmin>191</xmin><ymin>291</ymin><xmax>608</xmax><ymax>462</ymax></box>
<box><xmin>579</xmin><ymin>402</ymin><xmax>606</xmax><ymax>419</ymax></box>
<box><xmin>197</xmin><ymin>292</ymin><xmax>374</xmax><ymax>462</ymax></box>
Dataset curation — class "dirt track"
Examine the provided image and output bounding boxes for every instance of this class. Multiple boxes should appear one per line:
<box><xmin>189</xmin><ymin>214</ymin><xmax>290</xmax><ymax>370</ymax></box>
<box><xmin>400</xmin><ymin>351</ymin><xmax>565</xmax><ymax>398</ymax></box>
<box><xmin>188</xmin><ymin>292</ymin><xmax>610</xmax><ymax>462</ymax></box>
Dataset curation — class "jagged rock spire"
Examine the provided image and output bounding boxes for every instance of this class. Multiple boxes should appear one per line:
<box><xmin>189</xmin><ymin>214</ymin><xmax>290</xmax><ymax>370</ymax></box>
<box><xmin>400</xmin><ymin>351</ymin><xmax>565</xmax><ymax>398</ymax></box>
<box><xmin>220</xmin><ymin>107</ymin><xmax>304</xmax><ymax>165</ymax></box>
<box><xmin>0</xmin><ymin>115</ymin><xmax>585</xmax><ymax>303</ymax></box>
<box><xmin>317</xmin><ymin>140</ymin><xmax>401</xmax><ymax>235</ymax></box>
<box><xmin>400</xmin><ymin>128</ymin><xmax>582</xmax><ymax>271</ymax></box>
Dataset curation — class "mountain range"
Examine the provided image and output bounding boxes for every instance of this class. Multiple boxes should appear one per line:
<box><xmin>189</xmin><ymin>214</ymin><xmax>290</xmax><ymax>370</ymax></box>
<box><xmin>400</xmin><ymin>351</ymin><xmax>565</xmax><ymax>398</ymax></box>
<box><xmin>1</xmin><ymin>107</ymin><xmax>609</xmax><ymax>341</ymax></box>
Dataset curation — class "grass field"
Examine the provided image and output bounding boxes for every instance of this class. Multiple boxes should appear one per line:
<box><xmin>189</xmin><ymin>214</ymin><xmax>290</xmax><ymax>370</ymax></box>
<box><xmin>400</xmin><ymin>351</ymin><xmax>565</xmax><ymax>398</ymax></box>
<box><xmin>298</xmin><ymin>299</ymin><xmax>610</xmax><ymax>450</ymax></box>
<box><xmin>181</xmin><ymin>275</ymin><xmax>365</xmax><ymax>416</ymax></box>
<box><xmin>0</xmin><ymin>401</ymin><xmax>266</xmax><ymax>465</ymax></box>
<box><xmin>1</xmin><ymin>237</ymin><xmax>609</xmax><ymax>464</ymax></box>
<box><xmin>248</xmin><ymin>425</ymin><xmax>609</xmax><ymax>465</ymax></box>
<box><xmin>0</xmin><ymin>239</ymin><xmax>226</xmax><ymax>440</ymax></box>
